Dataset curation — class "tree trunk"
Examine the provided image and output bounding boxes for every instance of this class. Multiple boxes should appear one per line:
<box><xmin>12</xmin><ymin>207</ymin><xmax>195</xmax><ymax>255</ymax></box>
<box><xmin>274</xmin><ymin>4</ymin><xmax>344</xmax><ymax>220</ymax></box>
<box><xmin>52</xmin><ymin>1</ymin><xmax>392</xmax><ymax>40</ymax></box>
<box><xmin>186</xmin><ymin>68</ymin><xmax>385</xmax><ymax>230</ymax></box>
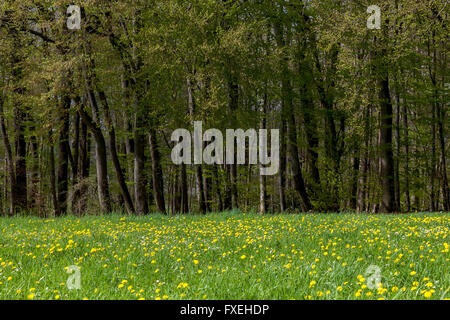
<box><xmin>98</xmin><ymin>91</ymin><xmax>135</xmax><ymax>214</ymax></box>
<box><xmin>351</xmin><ymin>156</ymin><xmax>360</xmax><ymax>211</ymax></box>
<box><xmin>149</xmin><ymin>129</ymin><xmax>166</xmax><ymax>214</ymax></box>
<box><xmin>49</xmin><ymin>143</ymin><xmax>58</xmax><ymax>217</ymax></box>
<box><xmin>78</xmin><ymin>96</ymin><xmax>112</xmax><ymax>214</ymax></box>
<box><xmin>0</xmin><ymin>94</ymin><xmax>16</xmax><ymax>215</ymax></box>
<box><xmin>180</xmin><ymin>163</ymin><xmax>189</xmax><ymax>213</ymax></box>
<box><xmin>394</xmin><ymin>85</ymin><xmax>401</xmax><ymax>212</ymax></box>
<box><xmin>71</xmin><ymin>111</ymin><xmax>80</xmax><ymax>213</ymax></box>
<box><xmin>223</xmin><ymin>165</ymin><xmax>232</xmax><ymax>211</ymax></box>
<box><xmin>29</xmin><ymin>127</ymin><xmax>40</xmax><ymax>211</ymax></box>
<box><xmin>77</xmin><ymin>118</ymin><xmax>90</xmax><ymax>215</ymax></box>
<box><xmin>122</xmin><ymin>80</ymin><xmax>135</xmax><ymax>202</ymax></box>
<box><xmin>56</xmin><ymin>94</ymin><xmax>70</xmax><ymax>216</ymax></box>
<box><xmin>287</xmin><ymin>116</ymin><xmax>311</xmax><ymax>212</ymax></box>
<box><xmin>228</xmin><ymin>75</ymin><xmax>239</xmax><ymax>210</ymax></box>
<box><xmin>277</xmin><ymin>21</ymin><xmax>311</xmax><ymax>212</ymax></box>
<box><xmin>378</xmin><ymin>75</ymin><xmax>395</xmax><ymax>213</ymax></box>
<box><xmin>430</xmin><ymin>98</ymin><xmax>437</xmax><ymax>211</ymax></box>
<box><xmin>402</xmin><ymin>104</ymin><xmax>411</xmax><ymax>212</ymax></box>
<box><xmin>195</xmin><ymin>166</ymin><xmax>206</xmax><ymax>214</ymax></box>
<box><xmin>259</xmin><ymin>92</ymin><xmax>267</xmax><ymax>215</ymax></box>
<box><xmin>134</xmin><ymin>120</ymin><xmax>148</xmax><ymax>215</ymax></box>
<box><xmin>187</xmin><ymin>76</ymin><xmax>206</xmax><ymax>214</ymax></box>
<box><xmin>278</xmin><ymin>120</ymin><xmax>287</xmax><ymax>212</ymax></box>
<box><xmin>373</xmin><ymin>32</ymin><xmax>395</xmax><ymax>213</ymax></box>
<box><xmin>202</xmin><ymin>165</ymin><xmax>211</xmax><ymax>213</ymax></box>
<box><xmin>438</xmin><ymin>94</ymin><xmax>449</xmax><ymax>211</ymax></box>
<box><xmin>13</xmin><ymin>105</ymin><xmax>27</xmax><ymax>212</ymax></box>
<box><xmin>357</xmin><ymin>106</ymin><xmax>371</xmax><ymax>212</ymax></box>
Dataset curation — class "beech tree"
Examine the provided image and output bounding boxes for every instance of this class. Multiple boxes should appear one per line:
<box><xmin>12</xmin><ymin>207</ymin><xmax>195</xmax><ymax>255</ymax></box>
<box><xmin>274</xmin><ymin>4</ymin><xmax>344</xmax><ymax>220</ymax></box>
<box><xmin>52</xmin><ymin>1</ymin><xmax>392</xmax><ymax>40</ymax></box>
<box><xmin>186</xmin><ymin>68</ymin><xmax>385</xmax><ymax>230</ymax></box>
<box><xmin>0</xmin><ymin>0</ymin><xmax>447</xmax><ymax>216</ymax></box>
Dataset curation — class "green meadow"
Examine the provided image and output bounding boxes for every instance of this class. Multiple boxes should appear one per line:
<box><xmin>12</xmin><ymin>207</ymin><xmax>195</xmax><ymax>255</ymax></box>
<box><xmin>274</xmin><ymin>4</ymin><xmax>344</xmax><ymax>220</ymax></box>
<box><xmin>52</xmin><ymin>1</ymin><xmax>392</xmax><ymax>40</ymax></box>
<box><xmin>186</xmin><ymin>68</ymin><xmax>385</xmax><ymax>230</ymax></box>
<box><xmin>0</xmin><ymin>212</ymin><xmax>448</xmax><ymax>300</ymax></box>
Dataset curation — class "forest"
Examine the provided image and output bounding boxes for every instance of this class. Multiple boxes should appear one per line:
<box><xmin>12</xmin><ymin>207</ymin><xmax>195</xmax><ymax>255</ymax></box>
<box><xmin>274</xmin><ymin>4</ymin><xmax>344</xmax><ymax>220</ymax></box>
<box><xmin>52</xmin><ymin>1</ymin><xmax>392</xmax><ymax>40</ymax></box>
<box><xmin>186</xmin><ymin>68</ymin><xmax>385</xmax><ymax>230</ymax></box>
<box><xmin>0</xmin><ymin>0</ymin><xmax>448</xmax><ymax>217</ymax></box>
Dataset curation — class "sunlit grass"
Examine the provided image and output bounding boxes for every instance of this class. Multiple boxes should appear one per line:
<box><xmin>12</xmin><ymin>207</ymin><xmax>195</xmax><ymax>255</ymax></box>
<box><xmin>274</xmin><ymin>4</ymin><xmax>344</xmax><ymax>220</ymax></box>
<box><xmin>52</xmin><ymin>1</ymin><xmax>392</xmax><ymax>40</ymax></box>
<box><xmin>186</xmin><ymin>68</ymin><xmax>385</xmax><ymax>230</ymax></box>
<box><xmin>0</xmin><ymin>212</ymin><xmax>448</xmax><ymax>300</ymax></box>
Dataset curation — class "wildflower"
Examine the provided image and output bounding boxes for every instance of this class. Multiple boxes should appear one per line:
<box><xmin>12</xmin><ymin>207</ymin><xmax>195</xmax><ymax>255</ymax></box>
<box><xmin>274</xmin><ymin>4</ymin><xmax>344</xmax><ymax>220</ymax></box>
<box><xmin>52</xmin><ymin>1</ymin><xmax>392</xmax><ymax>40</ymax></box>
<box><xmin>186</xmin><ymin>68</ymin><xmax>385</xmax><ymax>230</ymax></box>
<box><xmin>377</xmin><ymin>287</ymin><xmax>387</xmax><ymax>295</ymax></box>
<box><xmin>423</xmin><ymin>290</ymin><xmax>435</xmax><ymax>298</ymax></box>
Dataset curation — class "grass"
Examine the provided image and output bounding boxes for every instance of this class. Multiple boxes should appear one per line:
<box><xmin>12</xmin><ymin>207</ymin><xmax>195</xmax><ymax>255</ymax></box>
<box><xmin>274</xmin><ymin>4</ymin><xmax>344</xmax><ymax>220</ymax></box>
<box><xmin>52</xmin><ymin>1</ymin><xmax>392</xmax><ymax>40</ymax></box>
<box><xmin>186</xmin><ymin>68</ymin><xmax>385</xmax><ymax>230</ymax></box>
<box><xmin>0</xmin><ymin>212</ymin><xmax>449</xmax><ymax>300</ymax></box>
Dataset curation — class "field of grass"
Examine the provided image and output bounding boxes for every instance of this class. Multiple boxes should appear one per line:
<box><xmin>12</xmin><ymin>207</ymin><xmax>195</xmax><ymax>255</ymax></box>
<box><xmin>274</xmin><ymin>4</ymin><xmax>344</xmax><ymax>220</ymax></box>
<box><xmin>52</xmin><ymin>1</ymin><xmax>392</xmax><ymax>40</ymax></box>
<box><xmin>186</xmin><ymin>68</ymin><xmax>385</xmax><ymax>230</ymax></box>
<box><xmin>0</xmin><ymin>212</ymin><xmax>448</xmax><ymax>300</ymax></box>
